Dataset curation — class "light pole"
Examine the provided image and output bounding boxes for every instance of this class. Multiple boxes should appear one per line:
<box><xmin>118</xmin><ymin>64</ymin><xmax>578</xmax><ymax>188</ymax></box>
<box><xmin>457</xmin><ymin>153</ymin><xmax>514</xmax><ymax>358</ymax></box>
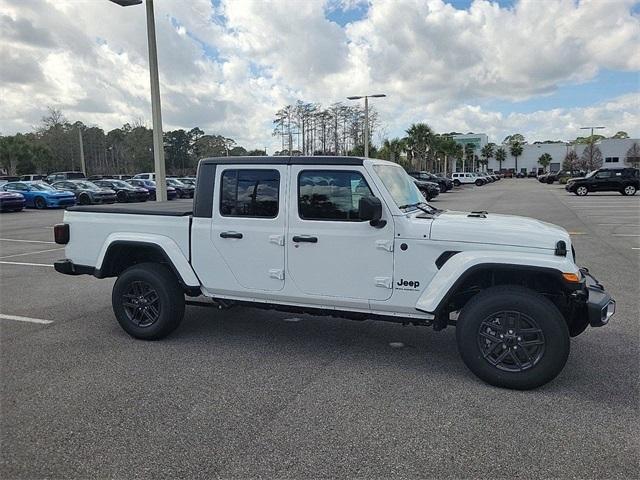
<box><xmin>110</xmin><ymin>0</ymin><xmax>167</xmax><ymax>201</ymax></box>
<box><xmin>580</xmin><ymin>126</ymin><xmax>605</xmax><ymax>170</ymax></box>
<box><xmin>347</xmin><ymin>94</ymin><xmax>386</xmax><ymax>158</ymax></box>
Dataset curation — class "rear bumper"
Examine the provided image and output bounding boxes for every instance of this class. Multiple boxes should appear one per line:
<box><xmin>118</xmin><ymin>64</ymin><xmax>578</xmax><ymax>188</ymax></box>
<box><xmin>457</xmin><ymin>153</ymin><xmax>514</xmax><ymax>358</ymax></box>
<box><xmin>54</xmin><ymin>259</ymin><xmax>95</xmax><ymax>276</ymax></box>
<box><xmin>582</xmin><ymin>268</ymin><xmax>615</xmax><ymax>327</ymax></box>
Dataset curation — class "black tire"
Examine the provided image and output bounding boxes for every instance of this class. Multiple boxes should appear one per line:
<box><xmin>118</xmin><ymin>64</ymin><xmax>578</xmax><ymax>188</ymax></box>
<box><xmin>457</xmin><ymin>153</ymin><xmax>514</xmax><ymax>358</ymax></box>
<box><xmin>419</xmin><ymin>188</ymin><xmax>429</xmax><ymax>200</ymax></box>
<box><xmin>116</xmin><ymin>190</ymin><xmax>128</xmax><ymax>203</ymax></box>
<box><xmin>34</xmin><ymin>196</ymin><xmax>46</xmax><ymax>209</ymax></box>
<box><xmin>475</xmin><ymin>179</ymin><xmax>483</xmax><ymax>186</ymax></box>
<box><xmin>621</xmin><ymin>185</ymin><xmax>637</xmax><ymax>196</ymax></box>
<box><xmin>112</xmin><ymin>263</ymin><xmax>185</xmax><ymax>340</ymax></box>
<box><xmin>453</xmin><ymin>179</ymin><xmax>460</xmax><ymax>186</ymax></box>
<box><xmin>79</xmin><ymin>193</ymin><xmax>91</xmax><ymax>205</ymax></box>
<box><xmin>575</xmin><ymin>185</ymin><xmax>588</xmax><ymax>196</ymax></box>
<box><xmin>456</xmin><ymin>285</ymin><xmax>570</xmax><ymax>390</ymax></box>
<box><xmin>149</xmin><ymin>192</ymin><xmax>156</xmax><ymax>201</ymax></box>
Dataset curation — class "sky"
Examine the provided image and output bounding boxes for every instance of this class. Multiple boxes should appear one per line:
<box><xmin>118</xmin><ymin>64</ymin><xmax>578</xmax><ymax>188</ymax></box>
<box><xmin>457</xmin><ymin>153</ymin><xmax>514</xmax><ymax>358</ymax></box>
<box><xmin>1</xmin><ymin>0</ymin><xmax>639</xmax><ymax>152</ymax></box>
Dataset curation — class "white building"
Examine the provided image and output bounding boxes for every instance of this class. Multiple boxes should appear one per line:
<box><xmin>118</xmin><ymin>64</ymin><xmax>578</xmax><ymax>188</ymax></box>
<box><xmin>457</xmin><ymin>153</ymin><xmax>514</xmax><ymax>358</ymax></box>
<box><xmin>485</xmin><ymin>137</ymin><xmax>639</xmax><ymax>174</ymax></box>
<box><xmin>451</xmin><ymin>133</ymin><xmax>489</xmax><ymax>152</ymax></box>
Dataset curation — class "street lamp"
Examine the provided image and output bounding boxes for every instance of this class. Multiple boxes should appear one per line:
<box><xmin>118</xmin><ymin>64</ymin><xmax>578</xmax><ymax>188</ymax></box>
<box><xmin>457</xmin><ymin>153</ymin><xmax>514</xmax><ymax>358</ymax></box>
<box><xmin>347</xmin><ymin>94</ymin><xmax>386</xmax><ymax>158</ymax></box>
<box><xmin>109</xmin><ymin>0</ymin><xmax>167</xmax><ymax>201</ymax></box>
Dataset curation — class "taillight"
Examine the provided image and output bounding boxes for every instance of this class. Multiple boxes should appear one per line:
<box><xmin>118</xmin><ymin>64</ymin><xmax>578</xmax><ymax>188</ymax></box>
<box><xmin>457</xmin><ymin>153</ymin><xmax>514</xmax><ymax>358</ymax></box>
<box><xmin>54</xmin><ymin>223</ymin><xmax>69</xmax><ymax>244</ymax></box>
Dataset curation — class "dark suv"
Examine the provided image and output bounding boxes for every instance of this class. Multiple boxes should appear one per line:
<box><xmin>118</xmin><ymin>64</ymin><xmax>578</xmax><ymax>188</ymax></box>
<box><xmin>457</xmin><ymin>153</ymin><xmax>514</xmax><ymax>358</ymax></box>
<box><xmin>565</xmin><ymin>168</ymin><xmax>639</xmax><ymax>196</ymax></box>
<box><xmin>407</xmin><ymin>171</ymin><xmax>452</xmax><ymax>192</ymax></box>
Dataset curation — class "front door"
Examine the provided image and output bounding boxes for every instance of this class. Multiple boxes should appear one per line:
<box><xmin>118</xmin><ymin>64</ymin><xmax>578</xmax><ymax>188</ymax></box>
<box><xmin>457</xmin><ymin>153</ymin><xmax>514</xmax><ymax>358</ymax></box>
<box><xmin>287</xmin><ymin>166</ymin><xmax>394</xmax><ymax>301</ymax></box>
<box><xmin>210</xmin><ymin>166</ymin><xmax>286</xmax><ymax>291</ymax></box>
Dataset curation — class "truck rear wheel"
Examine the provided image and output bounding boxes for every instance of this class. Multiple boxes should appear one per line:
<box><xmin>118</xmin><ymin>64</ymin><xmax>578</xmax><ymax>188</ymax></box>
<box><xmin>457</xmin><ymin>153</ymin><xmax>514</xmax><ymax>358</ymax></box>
<box><xmin>112</xmin><ymin>263</ymin><xmax>185</xmax><ymax>340</ymax></box>
<box><xmin>455</xmin><ymin>285</ymin><xmax>569</xmax><ymax>390</ymax></box>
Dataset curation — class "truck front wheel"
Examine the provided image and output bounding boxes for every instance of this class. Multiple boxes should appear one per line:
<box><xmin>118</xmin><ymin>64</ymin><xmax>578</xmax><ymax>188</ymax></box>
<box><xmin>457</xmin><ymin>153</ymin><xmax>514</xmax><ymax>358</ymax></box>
<box><xmin>455</xmin><ymin>285</ymin><xmax>570</xmax><ymax>390</ymax></box>
<box><xmin>112</xmin><ymin>263</ymin><xmax>185</xmax><ymax>340</ymax></box>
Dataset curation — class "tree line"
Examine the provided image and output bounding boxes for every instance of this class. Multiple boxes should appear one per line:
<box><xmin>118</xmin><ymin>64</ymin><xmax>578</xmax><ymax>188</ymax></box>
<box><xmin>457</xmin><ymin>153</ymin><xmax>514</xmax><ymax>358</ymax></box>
<box><xmin>0</xmin><ymin>108</ymin><xmax>264</xmax><ymax>176</ymax></box>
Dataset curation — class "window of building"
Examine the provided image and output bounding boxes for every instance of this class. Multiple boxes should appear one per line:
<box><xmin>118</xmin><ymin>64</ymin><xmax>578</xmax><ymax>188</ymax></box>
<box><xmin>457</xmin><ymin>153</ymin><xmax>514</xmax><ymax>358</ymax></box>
<box><xmin>605</xmin><ymin>157</ymin><xmax>619</xmax><ymax>163</ymax></box>
<box><xmin>220</xmin><ymin>169</ymin><xmax>279</xmax><ymax>218</ymax></box>
<box><xmin>298</xmin><ymin>170</ymin><xmax>374</xmax><ymax>221</ymax></box>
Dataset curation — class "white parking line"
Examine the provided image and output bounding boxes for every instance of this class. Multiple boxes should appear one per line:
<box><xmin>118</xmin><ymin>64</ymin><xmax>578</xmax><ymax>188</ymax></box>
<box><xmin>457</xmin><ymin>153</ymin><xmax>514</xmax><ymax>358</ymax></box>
<box><xmin>0</xmin><ymin>238</ymin><xmax>56</xmax><ymax>244</ymax></box>
<box><xmin>597</xmin><ymin>224</ymin><xmax>640</xmax><ymax>226</ymax></box>
<box><xmin>611</xmin><ymin>234</ymin><xmax>640</xmax><ymax>237</ymax></box>
<box><xmin>0</xmin><ymin>314</ymin><xmax>53</xmax><ymax>325</ymax></box>
<box><xmin>0</xmin><ymin>247</ymin><xmax>64</xmax><ymax>259</ymax></box>
<box><xmin>0</xmin><ymin>261</ymin><xmax>53</xmax><ymax>267</ymax></box>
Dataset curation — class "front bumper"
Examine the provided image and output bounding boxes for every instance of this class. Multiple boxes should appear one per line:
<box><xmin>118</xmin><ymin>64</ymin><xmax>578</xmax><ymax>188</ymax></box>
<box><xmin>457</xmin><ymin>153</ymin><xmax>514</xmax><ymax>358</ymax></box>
<box><xmin>48</xmin><ymin>197</ymin><xmax>76</xmax><ymax>207</ymax></box>
<box><xmin>581</xmin><ymin>268</ymin><xmax>615</xmax><ymax>327</ymax></box>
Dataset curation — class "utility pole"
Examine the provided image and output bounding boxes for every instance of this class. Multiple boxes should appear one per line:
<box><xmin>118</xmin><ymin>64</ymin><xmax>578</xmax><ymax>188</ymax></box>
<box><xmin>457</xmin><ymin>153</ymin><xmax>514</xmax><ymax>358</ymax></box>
<box><xmin>347</xmin><ymin>94</ymin><xmax>386</xmax><ymax>158</ymax></box>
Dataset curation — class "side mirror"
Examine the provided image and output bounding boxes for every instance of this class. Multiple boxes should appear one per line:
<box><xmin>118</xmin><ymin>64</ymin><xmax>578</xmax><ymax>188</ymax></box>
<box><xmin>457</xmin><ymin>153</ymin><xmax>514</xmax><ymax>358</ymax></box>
<box><xmin>359</xmin><ymin>196</ymin><xmax>386</xmax><ymax>228</ymax></box>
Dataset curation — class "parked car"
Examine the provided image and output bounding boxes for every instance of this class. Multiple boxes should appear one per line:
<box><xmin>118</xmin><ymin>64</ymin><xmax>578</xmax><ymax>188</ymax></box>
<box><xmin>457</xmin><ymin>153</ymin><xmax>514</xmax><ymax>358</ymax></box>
<box><xmin>127</xmin><ymin>179</ymin><xmax>178</xmax><ymax>200</ymax></box>
<box><xmin>412</xmin><ymin>179</ymin><xmax>440</xmax><ymax>201</ymax></box>
<box><xmin>527</xmin><ymin>171</ymin><xmax>537</xmax><ymax>178</ymax></box>
<box><xmin>552</xmin><ymin>170</ymin><xmax>584</xmax><ymax>185</ymax></box>
<box><xmin>46</xmin><ymin>171</ymin><xmax>86</xmax><ymax>183</ymax></box>
<box><xmin>451</xmin><ymin>172</ymin><xmax>480</xmax><ymax>186</ymax></box>
<box><xmin>166</xmin><ymin>178</ymin><xmax>195</xmax><ymax>198</ymax></box>
<box><xmin>20</xmin><ymin>174</ymin><xmax>47</xmax><ymax>182</ymax></box>
<box><xmin>177</xmin><ymin>177</ymin><xmax>196</xmax><ymax>187</ymax></box>
<box><xmin>52</xmin><ymin>180</ymin><xmax>117</xmax><ymax>205</ymax></box>
<box><xmin>0</xmin><ymin>191</ymin><xmax>26</xmax><ymax>212</ymax></box>
<box><xmin>2</xmin><ymin>181</ymin><xmax>76</xmax><ymax>209</ymax></box>
<box><xmin>0</xmin><ymin>176</ymin><xmax>20</xmax><ymax>186</ymax></box>
<box><xmin>470</xmin><ymin>173</ymin><xmax>487</xmax><ymax>185</ymax></box>
<box><xmin>133</xmin><ymin>172</ymin><xmax>155</xmax><ymax>180</ymax></box>
<box><xmin>93</xmin><ymin>179</ymin><xmax>149</xmax><ymax>203</ymax></box>
<box><xmin>54</xmin><ymin>155</ymin><xmax>615</xmax><ymax>390</ymax></box>
<box><xmin>408</xmin><ymin>171</ymin><xmax>452</xmax><ymax>192</ymax></box>
<box><xmin>515</xmin><ymin>171</ymin><xmax>526</xmax><ymax>178</ymax></box>
<box><xmin>565</xmin><ymin>168</ymin><xmax>639</xmax><ymax>196</ymax></box>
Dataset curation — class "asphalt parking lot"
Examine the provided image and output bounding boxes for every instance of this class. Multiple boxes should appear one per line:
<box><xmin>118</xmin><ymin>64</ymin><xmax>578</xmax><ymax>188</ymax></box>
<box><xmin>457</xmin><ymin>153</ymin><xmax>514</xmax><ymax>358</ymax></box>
<box><xmin>1</xmin><ymin>180</ymin><xmax>638</xmax><ymax>479</ymax></box>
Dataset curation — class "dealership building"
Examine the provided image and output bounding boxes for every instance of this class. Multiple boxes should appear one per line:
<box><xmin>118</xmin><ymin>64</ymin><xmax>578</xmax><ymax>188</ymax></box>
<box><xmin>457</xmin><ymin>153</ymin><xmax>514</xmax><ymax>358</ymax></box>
<box><xmin>451</xmin><ymin>135</ymin><xmax>639</xmax><ymax>173</ymax></box>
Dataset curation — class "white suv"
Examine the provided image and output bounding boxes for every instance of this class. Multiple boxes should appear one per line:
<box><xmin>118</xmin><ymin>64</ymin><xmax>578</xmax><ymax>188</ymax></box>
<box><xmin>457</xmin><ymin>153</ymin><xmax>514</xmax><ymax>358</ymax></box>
<box><xmin>452</xmin><ymin>172</ymin><xmax>483</xmax><ymax>186</ymax></box>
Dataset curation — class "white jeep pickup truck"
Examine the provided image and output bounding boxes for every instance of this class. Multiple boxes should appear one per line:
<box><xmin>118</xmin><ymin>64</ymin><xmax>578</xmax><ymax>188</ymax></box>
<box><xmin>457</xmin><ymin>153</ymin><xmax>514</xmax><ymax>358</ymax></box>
<box><xmin>53</xmin><ymin>156</ymin><xmax>615</xmax><ymax>390</ymax></box>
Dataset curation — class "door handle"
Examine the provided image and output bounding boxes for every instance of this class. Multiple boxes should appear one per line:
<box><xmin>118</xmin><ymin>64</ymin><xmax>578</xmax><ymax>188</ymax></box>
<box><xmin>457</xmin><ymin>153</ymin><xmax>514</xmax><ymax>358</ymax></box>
<box><xmin>220</xmin><ymin>231</ymin><xmax>243</xmax><ymax>239</ymax></box>
<box><xmin>292</xmin><ymin>235</ymin><xmax>318</xmax><ymax>243</ymax></box>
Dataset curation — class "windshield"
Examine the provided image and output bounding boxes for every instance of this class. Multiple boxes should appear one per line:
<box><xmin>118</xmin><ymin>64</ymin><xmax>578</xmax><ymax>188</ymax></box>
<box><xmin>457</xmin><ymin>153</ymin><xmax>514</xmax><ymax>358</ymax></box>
<box><xmin>111</xmin><ymin>180</ymin><xmax>130</xmax><ymax>188</ymax></box>
<box><xmin>167</xmin><ymin>179</ymin><xmax>184</xmax><ymax>186</ymax></box>
<box><xmin>372</xmin><ymin>164</ymin><xmax>423</xmax><ymax>210</ymax></box>
<box><xmin>75</xmin><ymin>181</ymin><xmax>101</xmax><ymax>191</ymax></box>
<box><xmin>30</xmin><ymin>183</ymin><xmax>55</xmax><ymax>191</ymax></box>
<box><xmin>585</xmin><ymin>170</ymin><xmax>597</xmax><ymax>178</ymax></box>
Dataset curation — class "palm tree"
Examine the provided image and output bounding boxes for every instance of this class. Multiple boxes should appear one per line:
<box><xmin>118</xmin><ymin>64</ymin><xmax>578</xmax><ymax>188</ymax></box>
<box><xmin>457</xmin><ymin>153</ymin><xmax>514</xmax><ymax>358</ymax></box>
<box><xmin>538</xmin><ymin>153</ymin><xmax>552</xmax><ymax>173</ymax></box>
<box><xmin>480</xmin><ymin>143</ymin><xmax>495</xmax><ymax>172</ymax></box>
<box><xmin>509</xmin><ymin>141</ymin><xmax>523</xmax><ymax>173</ymax></box>
<box><xmin>495</xmin><ymin>147</ymin><xmax>506</xmax><ymax>172</ymax></box>
<box><xmin>463</xmin><ymin>143</ymin><xmax>475</xmax><ymax>171</ymax></box>
<box><xmin>404</xmin><ymin>123</ymin><xmax>434</xmax><ymax>171</ymax></box>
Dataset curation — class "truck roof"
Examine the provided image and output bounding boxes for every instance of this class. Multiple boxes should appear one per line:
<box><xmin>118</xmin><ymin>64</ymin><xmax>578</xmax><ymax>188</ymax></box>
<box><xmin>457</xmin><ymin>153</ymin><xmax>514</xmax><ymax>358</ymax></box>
<box><xmin>199</xmin><ymin>155</ymin><xmax>366</xmax><ymax>166</ymax></box>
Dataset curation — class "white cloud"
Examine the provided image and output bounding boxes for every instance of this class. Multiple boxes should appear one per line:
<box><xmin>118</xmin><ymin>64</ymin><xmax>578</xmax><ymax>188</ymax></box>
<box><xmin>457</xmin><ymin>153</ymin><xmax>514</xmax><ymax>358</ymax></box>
<box><xmin>0</xmin><ymin>0</ymin><xmax>638</xmax><ymax>150</ymax></box>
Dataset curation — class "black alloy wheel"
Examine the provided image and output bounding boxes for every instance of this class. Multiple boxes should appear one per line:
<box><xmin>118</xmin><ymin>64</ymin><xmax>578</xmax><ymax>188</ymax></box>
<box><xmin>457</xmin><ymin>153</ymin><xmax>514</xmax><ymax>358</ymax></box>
<box><xmin>477</xmin><ymin>311</ymin><xmax>545</xmax><ymax>372</ymax></box>
<box><xmin>122</xmin><ymin>280</ymin><xmax>161</xmax><ymax>328</ymax></box>
<box><xmin>34</xmin><ymin>196</ymin><xmax>47</xmax><ymax>209</ymax></box>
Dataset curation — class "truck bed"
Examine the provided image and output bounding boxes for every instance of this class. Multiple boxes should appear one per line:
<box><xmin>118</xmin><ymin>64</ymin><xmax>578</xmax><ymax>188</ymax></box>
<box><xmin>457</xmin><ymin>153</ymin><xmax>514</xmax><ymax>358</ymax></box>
<box><xmin>67</xmin><ymin>199</ymin><xmax>193</xmax><ymax>216</ymax></box>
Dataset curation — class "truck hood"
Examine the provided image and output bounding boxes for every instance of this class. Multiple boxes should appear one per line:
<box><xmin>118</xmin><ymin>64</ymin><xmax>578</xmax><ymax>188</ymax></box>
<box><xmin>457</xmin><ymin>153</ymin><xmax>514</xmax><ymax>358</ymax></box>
<box><xmin>430</xmin><ymin>211</ymin><xmax>570</xmax><ymax>250</ymax></box>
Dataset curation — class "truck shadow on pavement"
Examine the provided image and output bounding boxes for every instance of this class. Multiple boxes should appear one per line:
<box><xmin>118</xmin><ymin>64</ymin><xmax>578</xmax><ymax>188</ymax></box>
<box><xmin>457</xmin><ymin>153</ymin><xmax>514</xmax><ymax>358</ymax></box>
<box><xmin>112</xmin><ymin>304</ymin><xmax>639</xmax><ymax>403</ymax></box>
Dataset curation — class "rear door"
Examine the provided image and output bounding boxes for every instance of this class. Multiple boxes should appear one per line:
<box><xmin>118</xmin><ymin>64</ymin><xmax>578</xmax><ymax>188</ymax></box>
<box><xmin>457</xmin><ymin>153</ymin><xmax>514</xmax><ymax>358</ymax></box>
<box><xmin>286</xmin><ymin>166</ymin><xmax>394</xmax><ymax>301</ymax></box>
<box><xmin>210</xmin><ymin>165</ymin><xmax>286</xmax><ymax>291</ymax></box>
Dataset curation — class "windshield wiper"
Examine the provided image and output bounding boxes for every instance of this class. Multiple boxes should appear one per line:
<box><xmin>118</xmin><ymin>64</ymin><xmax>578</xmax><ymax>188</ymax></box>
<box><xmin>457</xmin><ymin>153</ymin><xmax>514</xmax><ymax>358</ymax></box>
<box><xmin>399</xmin><ymin>202</ymin><xmax>438</xmax><ymax>214</ymax></box>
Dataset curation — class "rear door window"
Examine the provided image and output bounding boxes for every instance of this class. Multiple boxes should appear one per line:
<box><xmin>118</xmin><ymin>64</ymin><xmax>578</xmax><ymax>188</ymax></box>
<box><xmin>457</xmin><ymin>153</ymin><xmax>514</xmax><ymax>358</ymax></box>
<box><xmin>220</xmin><ymin>169</ymin><xmax>280</xmax><ymax>218</ymax></box>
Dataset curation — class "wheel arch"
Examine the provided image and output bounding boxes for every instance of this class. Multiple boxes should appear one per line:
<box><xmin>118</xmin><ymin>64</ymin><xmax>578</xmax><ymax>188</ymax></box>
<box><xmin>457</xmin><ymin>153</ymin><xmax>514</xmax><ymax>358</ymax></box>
<box><xmin>416</xmin><ymin>251</ymin><xmax>582</xmax><ymax>326</ymax></box>
<box><xmin>98</xmin><ymin>240</ymin><xmax>200</xmax><ymax>294</ymax></box>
